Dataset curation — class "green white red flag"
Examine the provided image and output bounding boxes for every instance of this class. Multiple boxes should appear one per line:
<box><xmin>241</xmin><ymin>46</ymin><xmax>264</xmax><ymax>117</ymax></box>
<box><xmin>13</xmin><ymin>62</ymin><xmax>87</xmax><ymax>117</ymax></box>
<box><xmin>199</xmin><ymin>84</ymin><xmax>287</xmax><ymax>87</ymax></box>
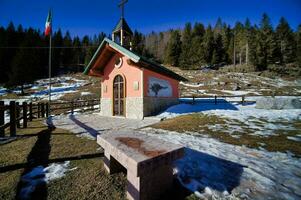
<box><xmin>45</xmin><ymin>11</ymin><xmax>52</xmax><ymax>36</ymax></box>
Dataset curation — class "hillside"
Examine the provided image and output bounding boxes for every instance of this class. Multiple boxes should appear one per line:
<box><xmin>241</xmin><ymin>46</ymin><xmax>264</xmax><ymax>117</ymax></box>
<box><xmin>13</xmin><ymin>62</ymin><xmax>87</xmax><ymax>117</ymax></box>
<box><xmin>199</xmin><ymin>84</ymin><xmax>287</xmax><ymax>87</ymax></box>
<box><xmin>165</xmin><ymin>66</ymin><xmax>301</xmax><ymax>97</ymax></box>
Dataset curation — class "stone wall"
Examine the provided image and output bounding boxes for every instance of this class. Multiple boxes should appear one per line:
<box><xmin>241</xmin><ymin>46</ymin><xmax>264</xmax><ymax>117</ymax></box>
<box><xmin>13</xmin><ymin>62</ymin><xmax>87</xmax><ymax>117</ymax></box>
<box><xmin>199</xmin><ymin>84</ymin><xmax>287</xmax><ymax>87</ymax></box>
<box><xmin>126</xmin><ymin>97</ymin><xmax>144</xmax><ymax>119</ymax></box>
<box><xmin>100</xmin><ymin>97</ymin><xmax>178</xmax><ymax>119</ymax></box>
<box><xmin>100</xmin><ymin>98</ymin><xmax>112</xmax><ymax>117</ymax></box>
<box><xmin>143</xmin><ymin>97</ymin><xmax>179</xmax><ymax>117</ymax></box>
<box><xmin>256</xmin><ymin>97</ymin><xmax>301</xmax><ymax>109</ymax></box>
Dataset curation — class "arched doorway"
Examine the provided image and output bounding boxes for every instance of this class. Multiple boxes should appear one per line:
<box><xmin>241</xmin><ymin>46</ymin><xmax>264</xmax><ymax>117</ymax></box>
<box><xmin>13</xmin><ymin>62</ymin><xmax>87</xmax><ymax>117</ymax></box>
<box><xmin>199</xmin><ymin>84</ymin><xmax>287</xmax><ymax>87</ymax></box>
<box><xmin>113</xmin><ymin>75</ymin><xmax>125</xmax><ymax>116</ymax></box>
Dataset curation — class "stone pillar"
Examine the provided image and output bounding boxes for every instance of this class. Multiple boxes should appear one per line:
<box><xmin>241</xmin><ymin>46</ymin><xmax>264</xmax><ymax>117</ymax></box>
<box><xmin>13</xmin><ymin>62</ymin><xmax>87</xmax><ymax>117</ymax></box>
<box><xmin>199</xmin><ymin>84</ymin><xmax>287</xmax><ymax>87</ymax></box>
<box><xmin>127</xmin><ymin>164</ymin><xmax>173</xmax><ymax>200</ymax></box>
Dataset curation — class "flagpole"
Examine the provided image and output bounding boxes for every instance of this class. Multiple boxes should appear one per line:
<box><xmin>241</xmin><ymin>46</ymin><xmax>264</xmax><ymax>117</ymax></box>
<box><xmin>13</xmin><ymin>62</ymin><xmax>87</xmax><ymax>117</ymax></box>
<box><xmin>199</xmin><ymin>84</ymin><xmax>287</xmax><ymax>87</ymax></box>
<box><xmin>48</xmin><ymin>13</ymin><xmax>52</xmax><ymax>116</ymax></box>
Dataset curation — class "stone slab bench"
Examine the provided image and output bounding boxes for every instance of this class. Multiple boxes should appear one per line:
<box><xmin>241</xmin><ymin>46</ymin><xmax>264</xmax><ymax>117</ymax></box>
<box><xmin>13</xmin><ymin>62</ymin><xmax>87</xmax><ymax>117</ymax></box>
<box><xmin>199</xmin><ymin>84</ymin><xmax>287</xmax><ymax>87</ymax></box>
<box><xmin>97</xmin><ymin>131</ymin><xmax>184</xmax><ymax>200</ymax></box>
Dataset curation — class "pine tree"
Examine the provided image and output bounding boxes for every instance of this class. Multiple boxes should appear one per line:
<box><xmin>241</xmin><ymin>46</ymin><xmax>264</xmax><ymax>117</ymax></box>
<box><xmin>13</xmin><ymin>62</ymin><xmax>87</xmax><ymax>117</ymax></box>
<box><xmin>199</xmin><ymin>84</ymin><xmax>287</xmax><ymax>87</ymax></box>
<box><xmin>202</xmin><ymin>25</ymin><xmax>214</xmax><ymax>64</ymax></box>
<box><xmin>164</xmin><ymin>30</ymin><xmax>181</xmax><ymax>66</ymax></box>
<box><xmin>0</xmin><ymin>26</ymin><xmax>6</xmax><ymax>83</ymax></box>
<box><xmin>62</xmin><ymin>31</ymin><xmax>73</xmax><ymax>66</ymax></box>
<box><xmin>7</xmin><ymin>28</ymin><xmax>40</xmax><ymax>94</ymax></box>
<box><xmin>132</xmin><ymin>30</ymin><xmax>145</xmax><ymax>55</ymax></box>
<box><xmin>212</xmin><ymin>34</ymin><xmax>225</xmax><ymax>64</ymax></box>
<box><xmin>179</xmin><ymin>23</ymin><xmax>193</xmax><ymax>69</ymax></box>
<box><xmin>190</xmin><ymin>23</ymin><xmax>206</xmax><ymax>67</ymax></box>
<box><xmin>72</xmin><ymin>36</ymin><xmax>82</xmax><ymax>65</ymax></box>
<box><xmin>276</xmin><ymin>17</ymin><xmax>296</xmax><ymax>64</ymax></box>
<box><xmin>248</xmin><ymin>25</ymin><xmax>259</xmax><ymax>66</ymax></box>
<box><xmin>256</xmin><ymin>13</ymin><xmax>279</xmax><ymax>70</ymax></box>
<box><xmin>297</xmin><ymin>25</ymin><xmax>301</xmax><ymax>67</ymax></box>
<box><xmin>52</xmin><ymin>29</ymin><xmax>63</xmax><ymax>75</ymax></box>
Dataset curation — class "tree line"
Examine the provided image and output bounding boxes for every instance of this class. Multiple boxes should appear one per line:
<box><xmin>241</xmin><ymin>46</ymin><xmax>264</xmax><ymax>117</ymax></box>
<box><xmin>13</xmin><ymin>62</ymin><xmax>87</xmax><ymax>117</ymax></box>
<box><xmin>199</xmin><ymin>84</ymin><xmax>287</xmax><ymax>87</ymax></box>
<box><xmin>0</xmin><ymin>13</ymin><xmax>300</xmax><ymax>91</ymax></box>
<box><xmin>0</xmin><ymin>22</ymin><xmax>106</xmax><ymax>91</ymax></box>
<box><xmin>141</xmin><ymin>14</ymin><xmax>301</xmax><ymax>73</ymax></box>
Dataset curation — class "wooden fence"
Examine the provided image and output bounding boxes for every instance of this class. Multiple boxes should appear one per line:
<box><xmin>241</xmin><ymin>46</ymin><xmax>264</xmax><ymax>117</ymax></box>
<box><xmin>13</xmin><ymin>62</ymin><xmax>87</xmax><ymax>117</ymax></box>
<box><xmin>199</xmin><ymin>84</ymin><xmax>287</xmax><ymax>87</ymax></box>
<box><xmin>180</xmin><ymin>95</ymin><xmax>253</xmax><ymax>105</ymax></box>
<box><xmin>0</xmin><ymin>99</ymin><xmax>99</xmax><ymax>138</ymax></box>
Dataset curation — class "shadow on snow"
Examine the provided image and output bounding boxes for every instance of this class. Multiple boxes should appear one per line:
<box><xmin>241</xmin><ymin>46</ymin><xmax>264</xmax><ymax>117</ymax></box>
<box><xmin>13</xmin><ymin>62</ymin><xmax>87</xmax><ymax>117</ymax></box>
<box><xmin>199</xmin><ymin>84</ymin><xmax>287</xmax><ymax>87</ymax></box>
<box><xmin>160</xmin><ymin>99</ymin><xmax>240</xmax><ymax>116</ymax></box>
<box><xmin>175</xmin><ymin>148</ymin><xmax>245</xmax><ymax>194</ymax></box>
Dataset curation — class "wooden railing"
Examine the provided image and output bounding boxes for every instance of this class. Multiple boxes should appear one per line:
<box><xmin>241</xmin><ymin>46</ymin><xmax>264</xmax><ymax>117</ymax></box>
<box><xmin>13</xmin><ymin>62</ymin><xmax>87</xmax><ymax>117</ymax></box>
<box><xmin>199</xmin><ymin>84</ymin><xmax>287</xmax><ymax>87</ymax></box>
<box><xmin>0</xmin><ymin>99</ymin><xmax>99</xmax><ymax>138</ymax></box>
<box><xmin>180</xmin><ymin>95</ymin><xmax>252</xmax><ymax>105</ymax></box>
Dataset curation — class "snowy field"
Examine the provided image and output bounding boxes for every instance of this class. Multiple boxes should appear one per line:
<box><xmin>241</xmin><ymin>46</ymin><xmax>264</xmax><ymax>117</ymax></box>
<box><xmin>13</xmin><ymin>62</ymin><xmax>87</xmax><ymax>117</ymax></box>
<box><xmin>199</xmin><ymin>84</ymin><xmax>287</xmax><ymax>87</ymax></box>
<box><xmin>0</xmin><ymin>75</ymin><xmax>90</xmax><ymax>102</ymax></box>
<box><xmin>0</xmin><ymin>74</ymin><xmax>100</xmax><ymax>124</ymax></box>
<box><xmin>142</xmin><ymin>128</ymin><xmax>301</xmax><ymax>200</ymax></box>
<box><xmin>50</xmin><ymin>100</ymin><xmax>301</xmax><ymax>200</ymax></box>
<box><xmin>159</xmin><ymin>99</ymin><xmax>301</xmax><ymax>139</ymax></box>
<box><xmin>173</xmin><ymin>69</ymin><xmax>301</xmax><ymax>97</ymax></box>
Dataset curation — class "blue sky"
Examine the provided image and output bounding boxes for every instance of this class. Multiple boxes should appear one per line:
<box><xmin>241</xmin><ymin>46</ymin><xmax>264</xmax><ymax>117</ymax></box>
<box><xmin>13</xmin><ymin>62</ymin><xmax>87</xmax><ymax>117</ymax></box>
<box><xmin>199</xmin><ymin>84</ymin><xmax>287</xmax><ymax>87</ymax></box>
<box><xmin>0</xmin><ymin>0</ymin><xmax>300</xmax><ymax>37</ymax></box>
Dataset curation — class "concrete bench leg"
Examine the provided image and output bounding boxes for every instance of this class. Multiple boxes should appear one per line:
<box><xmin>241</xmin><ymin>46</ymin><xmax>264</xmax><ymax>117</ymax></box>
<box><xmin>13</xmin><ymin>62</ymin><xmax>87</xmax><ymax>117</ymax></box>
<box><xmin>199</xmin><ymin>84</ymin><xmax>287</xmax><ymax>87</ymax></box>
<box><xmin>127</xmin><ymin>165</ymin><xmax>173</xmax><ymax>200</ymax></box>
<box><xmin>104</xmin><ymin>151</ymin><xmax>126</xmax><ymax>174</ymax></box>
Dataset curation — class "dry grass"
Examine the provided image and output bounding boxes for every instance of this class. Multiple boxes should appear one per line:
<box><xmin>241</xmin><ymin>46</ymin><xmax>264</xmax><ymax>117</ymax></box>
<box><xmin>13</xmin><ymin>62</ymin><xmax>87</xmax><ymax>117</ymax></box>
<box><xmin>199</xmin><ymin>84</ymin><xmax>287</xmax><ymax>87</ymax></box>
<box><xmin>0</xmin><ymin>119</ymin><xmax>126</xmax><ymax>200</ymax></box>
<box><xmin>151</xmin><ymin>114</ymin><xmax>301</xmax><ymax>156</ymax></box>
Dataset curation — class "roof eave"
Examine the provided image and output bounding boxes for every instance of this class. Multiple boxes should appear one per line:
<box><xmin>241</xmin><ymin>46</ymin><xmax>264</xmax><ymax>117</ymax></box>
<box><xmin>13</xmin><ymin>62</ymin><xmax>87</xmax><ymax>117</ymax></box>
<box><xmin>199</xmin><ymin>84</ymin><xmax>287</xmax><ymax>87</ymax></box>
<box><xmin>83</xmin><ymin>38</ymin><xmax>140</xmax><ymax>76</ymax></box>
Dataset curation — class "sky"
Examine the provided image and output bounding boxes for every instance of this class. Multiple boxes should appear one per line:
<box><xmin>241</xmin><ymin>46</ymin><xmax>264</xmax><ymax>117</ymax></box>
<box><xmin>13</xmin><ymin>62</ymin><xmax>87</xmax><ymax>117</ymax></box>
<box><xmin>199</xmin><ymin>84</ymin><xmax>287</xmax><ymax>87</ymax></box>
<box><xmin>0</xmin><ymin>0</ymin><xmax>301</xmax><ymax>37</ymax></box>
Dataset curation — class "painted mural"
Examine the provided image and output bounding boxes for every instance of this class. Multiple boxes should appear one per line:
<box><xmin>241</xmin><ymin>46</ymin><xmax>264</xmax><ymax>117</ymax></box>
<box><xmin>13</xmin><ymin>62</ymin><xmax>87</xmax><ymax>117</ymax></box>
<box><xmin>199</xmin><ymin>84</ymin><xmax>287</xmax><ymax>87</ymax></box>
<box><xmin>148</xmin><ymin>76</ymin><xmax>172</xmax><ymax>97</ymax></box>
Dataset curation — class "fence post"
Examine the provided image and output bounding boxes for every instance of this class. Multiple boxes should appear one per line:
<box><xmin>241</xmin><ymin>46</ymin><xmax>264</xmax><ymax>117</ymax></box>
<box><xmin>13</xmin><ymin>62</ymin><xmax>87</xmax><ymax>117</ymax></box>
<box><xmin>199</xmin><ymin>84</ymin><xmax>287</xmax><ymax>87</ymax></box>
<box><xmin>215</xmin><ymin>95</ymin><xmax>217</xmax><ymax>105</ymax></box>
<box><xmin>0</xmin><ymin>101</ymin><xmax>4</xmax><ymax>137</ymax></box>
<box><xmin>37</xmin><ymin>103</ymin><xmax>40</xmax><ymax>118</ymax></box>
<box><xmin>242</xmin><ymin>95</ymin><xmax>245</xmax><ymax>105</ymax></box>
<box><xmin>9</xmin><ymin>101</ymin><xmax>16</xmax><ymax>137</ymax></box>
<box><xmin>16</xmin><ymin>102</ymin><xmax>20</xmax><ymax>128</ymax></box>
<box><xmin>41</xmin><ymin>103</ymin><xmax>45</xmax><ymax>118</ymax></box>
<box><xmin>71</xmin><ymin>101</ymin><xmax>74</xmax><ymax>114</ymax></box>
<box><xmin>45</xmin><ymin>103</ymin><xmax>49</xmax><ymax>117</ymax></box>
<box><xmin>22</xmin><ymin>102</ymin><xmax>28</xmax><ymax>128</ymax></box>
<box><xmin>29</xmin><ymin>102</ymin><xmax>33</xmax><ymax>121</ymax></box>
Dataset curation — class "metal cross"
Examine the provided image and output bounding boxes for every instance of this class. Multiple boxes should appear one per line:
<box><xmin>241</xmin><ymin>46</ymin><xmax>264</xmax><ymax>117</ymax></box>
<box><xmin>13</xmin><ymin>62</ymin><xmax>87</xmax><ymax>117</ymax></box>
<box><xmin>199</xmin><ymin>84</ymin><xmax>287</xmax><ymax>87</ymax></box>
<box><xmin>118</xmin><ymin>0</ymin><xmax>128</xmax><ymax>18</ymax></box>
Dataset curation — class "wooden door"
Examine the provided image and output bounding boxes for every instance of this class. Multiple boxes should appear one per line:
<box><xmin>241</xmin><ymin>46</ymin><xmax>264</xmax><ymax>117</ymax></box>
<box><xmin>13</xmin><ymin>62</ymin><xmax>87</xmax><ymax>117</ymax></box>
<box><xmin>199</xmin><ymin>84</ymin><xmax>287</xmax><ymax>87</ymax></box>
<box><xmin>113</xmin><ymin>75</ymin><xmax>125</xmax><ymax>116</ymax></box>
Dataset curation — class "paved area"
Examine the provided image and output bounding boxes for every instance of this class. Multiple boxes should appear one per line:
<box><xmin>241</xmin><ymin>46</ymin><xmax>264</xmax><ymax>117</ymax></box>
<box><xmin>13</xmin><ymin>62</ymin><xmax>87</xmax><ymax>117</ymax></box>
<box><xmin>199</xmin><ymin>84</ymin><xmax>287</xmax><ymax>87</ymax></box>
<box><xmin>51</xmin><ymin>113</ymin><xmax>161</xmax><ymax>139</ymax></box>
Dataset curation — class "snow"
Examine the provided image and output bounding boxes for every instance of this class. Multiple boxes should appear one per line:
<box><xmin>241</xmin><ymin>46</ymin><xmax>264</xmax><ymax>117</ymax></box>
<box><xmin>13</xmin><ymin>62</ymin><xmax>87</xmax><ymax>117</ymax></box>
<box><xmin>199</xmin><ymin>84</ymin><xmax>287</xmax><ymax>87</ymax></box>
<box><xmin>159</xmin><ymin>100</ymin><xmax>301</xmax><ymax>123</ymax></box>
<box><xmin>220</xmin><ymin>90</ymin><xmax>260</xmax><ymax>96</ymax></box>
<box><xmin>142</xmin><ymin>128</ymin><xmax>301</xmax><ymax>199</ymax></box>
<box><xmin>0</xmin><ymin>76</ymin><xmax>89</xmax><ymax>102</ymax></box>
<box><xmin>180</xmin><ymin>82</ymin><xmax>205</xmax><ymax>87</ymax></box>
<box><xmin>158</xmin><ymin>100</ymin><xmax>301</xmax><ymax>137</ymax></box>
<box><xmin>81</xmin><ymin>91</ymin><xmax>91</xmax><ymax>96</ymax></box>
<box><xmin>19</xmin><ymin>161</ymin><xmax>76</xmax><ymax>199</ymax></box>
<box><xmin>287</xmin><ymin>135</ymin><xmax>301</xmax><ymax>142</ymax></box>
<box><xmin>159</xmin><ymin>99</ymin><xmax>239</xmax><ymax>119</ymax></box>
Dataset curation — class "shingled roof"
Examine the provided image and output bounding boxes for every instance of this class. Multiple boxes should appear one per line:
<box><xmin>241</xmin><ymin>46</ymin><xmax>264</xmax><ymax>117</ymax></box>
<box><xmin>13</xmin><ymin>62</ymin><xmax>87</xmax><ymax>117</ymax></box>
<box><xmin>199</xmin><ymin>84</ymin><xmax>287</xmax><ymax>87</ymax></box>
<box><xmin>84</xmin><ymin>38</ymin><xmax>187</xmax><ymax>82</ymax></box>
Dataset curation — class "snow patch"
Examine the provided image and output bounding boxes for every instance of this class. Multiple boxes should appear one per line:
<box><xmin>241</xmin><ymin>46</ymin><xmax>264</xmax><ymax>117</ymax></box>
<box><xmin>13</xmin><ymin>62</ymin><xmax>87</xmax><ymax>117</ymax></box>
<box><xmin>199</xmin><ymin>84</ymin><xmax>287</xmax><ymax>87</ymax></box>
<box><xmin>142</xmin><ymin>128</ymin><xmax>301</xmax><ymax>200</ymax></box>
<box><xmin>20</xmin><ymin>161</ymin><xmax>76</xmax><ymax>199</ymax></box>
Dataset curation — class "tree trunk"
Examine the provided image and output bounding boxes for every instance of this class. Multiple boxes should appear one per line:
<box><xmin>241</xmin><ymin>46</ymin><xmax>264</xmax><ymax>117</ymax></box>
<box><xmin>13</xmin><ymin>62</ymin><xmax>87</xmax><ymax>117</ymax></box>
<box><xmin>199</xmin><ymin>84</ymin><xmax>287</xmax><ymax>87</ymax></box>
<box><xmin>233</xmin><ymin>36</ymin><xmax>236</xmax><ymax>66</ymax></box>
<box><xmin>246</xmin><ymin>43</ymin><xmax>249</xmax><ymax>65</ymax></box>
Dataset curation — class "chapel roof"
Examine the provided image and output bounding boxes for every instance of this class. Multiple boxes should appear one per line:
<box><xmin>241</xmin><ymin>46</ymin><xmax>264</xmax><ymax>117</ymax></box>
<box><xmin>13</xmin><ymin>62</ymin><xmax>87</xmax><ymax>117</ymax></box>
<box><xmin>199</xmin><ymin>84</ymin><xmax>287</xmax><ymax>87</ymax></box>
<box><xmin>84</xmin><ymin>38</ymin><xmax>187</xmax><ymax>82</ymax></box>
<box><xmin>112</xmin><ymin>17</ymin><xmax>133</xmax><ymax>35</ymax></box>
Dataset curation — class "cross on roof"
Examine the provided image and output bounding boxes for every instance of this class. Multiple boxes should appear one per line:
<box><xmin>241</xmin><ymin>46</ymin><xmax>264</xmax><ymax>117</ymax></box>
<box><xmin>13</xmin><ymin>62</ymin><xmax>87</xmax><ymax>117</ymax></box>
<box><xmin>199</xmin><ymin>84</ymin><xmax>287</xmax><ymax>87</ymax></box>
<box><xmin>118</xmin><ymin>0</ymin><xmax>128</xmax><ymax>18</ymax></box>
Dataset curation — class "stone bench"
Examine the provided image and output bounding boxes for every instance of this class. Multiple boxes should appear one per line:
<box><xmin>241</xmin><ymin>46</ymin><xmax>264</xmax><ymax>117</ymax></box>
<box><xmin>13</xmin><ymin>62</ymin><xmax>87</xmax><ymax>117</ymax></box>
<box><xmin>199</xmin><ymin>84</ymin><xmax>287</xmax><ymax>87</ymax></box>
<box><xmin>97</xmin><ymin>131</ymin><xmax>184</xmax><ymax>200</ymax></box>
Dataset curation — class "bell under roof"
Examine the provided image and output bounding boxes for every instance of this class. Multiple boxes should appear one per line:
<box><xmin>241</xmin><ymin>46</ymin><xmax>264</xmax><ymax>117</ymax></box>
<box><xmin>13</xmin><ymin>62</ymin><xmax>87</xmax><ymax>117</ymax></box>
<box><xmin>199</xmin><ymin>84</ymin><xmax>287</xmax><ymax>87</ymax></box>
<box><xmin>112</xmin><ymin>17</ymin><xmax>133</xmax><ymax>35</ymax></box>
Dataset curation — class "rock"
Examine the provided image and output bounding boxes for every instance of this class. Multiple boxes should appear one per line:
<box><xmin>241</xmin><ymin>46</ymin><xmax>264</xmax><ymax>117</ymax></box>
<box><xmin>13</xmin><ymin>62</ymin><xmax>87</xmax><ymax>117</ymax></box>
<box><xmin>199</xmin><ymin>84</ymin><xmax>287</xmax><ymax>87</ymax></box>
<box><xmin>256</xmin><ymin>97</ymin><xmax>301</xmax><ymax>109</ymax></box>
<box><xmin>233</xmin><ymin>84</ymin><xmax>241</xmax><ymax>91</ymax></box>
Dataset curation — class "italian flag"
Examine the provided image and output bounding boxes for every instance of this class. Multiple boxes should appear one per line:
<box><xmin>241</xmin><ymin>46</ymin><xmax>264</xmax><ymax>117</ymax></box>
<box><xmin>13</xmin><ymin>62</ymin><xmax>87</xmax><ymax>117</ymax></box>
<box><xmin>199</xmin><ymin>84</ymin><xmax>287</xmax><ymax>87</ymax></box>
<box><xmin>45</xmin><ymin>11</ymin><xmax>52</xmax><ymax>36</ymax></box>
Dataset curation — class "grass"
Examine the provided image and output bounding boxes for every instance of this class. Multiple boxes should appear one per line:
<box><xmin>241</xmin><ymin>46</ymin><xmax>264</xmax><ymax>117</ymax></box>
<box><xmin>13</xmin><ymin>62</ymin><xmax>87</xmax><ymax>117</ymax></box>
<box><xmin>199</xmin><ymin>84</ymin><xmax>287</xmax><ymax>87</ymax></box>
<box><xmin>0</xmin><ymin>119</ymin><xmax>197</xmax><ymax>200</ymax></box>
<box><xmin>0</xmin><ymin>119</ymin><xmax>126</xmax><ymax>200</ymax></box>
<box><xmin>151</xmin><ymin>114</ymin><xmax>301</xmax><ymax>156</ymax></box>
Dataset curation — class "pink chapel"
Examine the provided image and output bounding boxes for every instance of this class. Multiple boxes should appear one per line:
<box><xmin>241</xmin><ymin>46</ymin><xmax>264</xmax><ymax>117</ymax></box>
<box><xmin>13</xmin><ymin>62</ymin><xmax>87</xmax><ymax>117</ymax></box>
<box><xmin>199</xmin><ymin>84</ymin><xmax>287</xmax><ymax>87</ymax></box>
<box><xmin>84</xmin><ymin>10</ymin><xmax>186</xmax><ymax>119</ymax></box>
